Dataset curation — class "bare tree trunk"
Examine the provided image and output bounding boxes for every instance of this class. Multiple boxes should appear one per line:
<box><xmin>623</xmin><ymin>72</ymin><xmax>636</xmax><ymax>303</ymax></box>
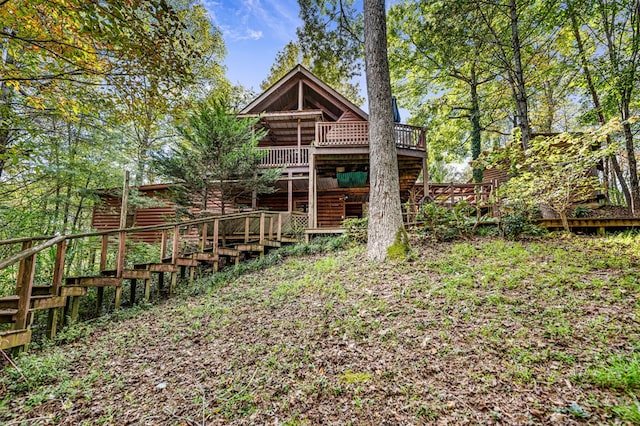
<box><xmin>509</xmin><ymin>0</ymin><xmax>531</xmax><ymax>150</ymax></box>
<box><xmin>364</xmin><ymin>0</ymin><xmax>404</xmax><ymax>261</ymax></box>
<box><xmin>470</xmin><ymin>62</ymin><xmax>483</xmax><ymax>183</ymax></box>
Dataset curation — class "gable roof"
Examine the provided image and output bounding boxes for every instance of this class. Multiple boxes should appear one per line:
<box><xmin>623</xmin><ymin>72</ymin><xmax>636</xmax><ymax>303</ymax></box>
<box><xmin>239</xmin><ymin>64</ymin><xmax>368</xmax><ymax>122</ymax></box>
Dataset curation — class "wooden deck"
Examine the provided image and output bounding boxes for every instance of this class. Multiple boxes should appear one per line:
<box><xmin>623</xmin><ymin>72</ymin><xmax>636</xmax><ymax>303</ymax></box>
<box><xmin>537</xmin><ymin>217</ymin><xmax>640</xmax><ymax>231</ymax></box>
<box><xmin>0</xmin><ymin>211</ymin><xmax>308</xmax><ymax>352</ymax></box>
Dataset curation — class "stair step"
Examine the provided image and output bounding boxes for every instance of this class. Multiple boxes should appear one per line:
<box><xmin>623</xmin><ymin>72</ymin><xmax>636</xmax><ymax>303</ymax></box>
<box><xmin>0</xmin><ymin>308</ymin><xmax>18</xmax><ymax>323</ymax></box>
<box><xmin>59</xmin><ymin>286</ymin><xmax>87</xmax><ymax>297</ymax></box>
<box><xmin>191</xmin><ymin>253</ymin><xmax>219</xmax><ymax>262</ymax></box>
<box><xmin>143</xmin><ymin>263</ymin><xmax>180</xmax><ymax>273</ymax></box>
<box><xmin>217</xmin><ymin>247</ymin><xmax>239</xmax><ymax>257</ymax></box>
<box><xmin>264</xmin><ymin>239</ymin><xmax>281</xmax><ymax>248</ymax></box>
<box><xmin>0</xmin><ymin>329</ymin><xmax>31</xmax><ymax>350</ymax></box>
<box><xmin>236</xmin><ymin>243</ymin><xmax>264</xmax><ymax>253</ymax></box>
<box><xmin>0</xmin><ymin>295</ymin><xmax>67</xmax><ymax>310</ymax></box>
<box><xmin>65</xmin><ymin>276</ymin><xmax>121</xmax><ymax>287</ymax></box>
<box><xmin>101</xmin><ymin>269</ymin><xmax>151</xmax><ymax>279</ymax></box>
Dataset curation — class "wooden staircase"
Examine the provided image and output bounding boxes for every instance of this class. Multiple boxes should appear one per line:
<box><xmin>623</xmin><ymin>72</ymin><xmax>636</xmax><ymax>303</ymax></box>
<box><xmin>0</xmin><ymin>211</ymin><xmax>307</xmax><ymax>352</ymax></box>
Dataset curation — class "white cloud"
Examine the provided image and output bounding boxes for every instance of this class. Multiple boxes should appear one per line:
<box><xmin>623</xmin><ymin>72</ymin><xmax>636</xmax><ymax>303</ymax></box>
<box><xmin>204</xmin><ymin>0</ymin><xmax>300</xmax><ymax>44</ymax></box>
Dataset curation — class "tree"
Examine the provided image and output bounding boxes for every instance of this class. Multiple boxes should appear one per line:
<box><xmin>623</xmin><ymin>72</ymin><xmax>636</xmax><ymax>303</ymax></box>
<box><xmin>152</xmin><ymin>97</ymin><xmax>281</xmax><ymax>215</ymax></box>
<box><xmin>485</xmin><ymin>120</ymin><xmax>624</xmax><ymax>231</ymax></box>
<box><xmin>364</xmin><ymin>0</ymin><xmax>404</xmax><ymax>261</ymax></box>
<box><xmin>0</xmin><ymin>0</ymin><xmax>211</xmax><ymax>179</ymax></box>
<box><xmin>388</xmin><ymin>0</ymin><xmax>504</xmax><ymax>183</ymax></box>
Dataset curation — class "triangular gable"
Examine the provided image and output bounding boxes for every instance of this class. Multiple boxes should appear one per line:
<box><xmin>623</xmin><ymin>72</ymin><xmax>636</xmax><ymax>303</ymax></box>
<box><xmin>239</xmin><ymin>64</ymin><xmax>368</xmax><ymax>122</ymax></box>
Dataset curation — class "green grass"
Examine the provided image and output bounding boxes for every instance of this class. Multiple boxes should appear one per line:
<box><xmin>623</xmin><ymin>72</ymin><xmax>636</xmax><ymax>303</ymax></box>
<box><xmin>2</xmin><ymin>233</ymin><xmax>640</xmax><ymax>424</ymax></box>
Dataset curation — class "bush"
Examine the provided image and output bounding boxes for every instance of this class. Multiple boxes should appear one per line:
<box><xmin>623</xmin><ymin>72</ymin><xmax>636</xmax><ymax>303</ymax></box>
<box><xmin>499</xmin><ymin>202</ymin><xmax>546</xmax><ymax>240</ymax></box>
<box><xmin>342</xmin><ymin>217</ymin><xmax>368</xmax><ymax>244</ymax></box>
<box><xmin>417</xmin><ymin>201</ymin><xmax>477</xmax><ymax>242</ymax></box>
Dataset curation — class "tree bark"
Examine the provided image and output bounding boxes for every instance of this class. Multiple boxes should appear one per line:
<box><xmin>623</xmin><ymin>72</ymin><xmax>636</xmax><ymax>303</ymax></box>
<box><xmin>509</xmin><ymin>0</ymin><xmax>531</xmax><ymax>150</ymax></box>
<box><xmin>470</xmin><ymin>62</ymin><xmax>483</xmax><ymax>183</ymax></box>
<box><xmin>364</xmin><ymin>0</ymin><xmax>404</xmax><ymax>261</ymax></box>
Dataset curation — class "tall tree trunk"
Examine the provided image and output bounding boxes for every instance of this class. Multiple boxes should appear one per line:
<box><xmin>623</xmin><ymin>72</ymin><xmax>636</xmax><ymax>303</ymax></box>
<box><xmin>470</xmin><ymin>62</ymin><xmax>483</xmax><ymax>183</ymax></box>
<box><xmin>509</xmin><ymin>0</ymin><xmax>531</xmax><ymax>150</ymax></box>
<box><xmin>569</xmin><ymin>4</ymin><xmax>632</xmax><ymax>209</ymax></box>
<box><xmin>364</xmin><ymin>0</ymin><xmax>404</xmax><ymax>261</ymax></box>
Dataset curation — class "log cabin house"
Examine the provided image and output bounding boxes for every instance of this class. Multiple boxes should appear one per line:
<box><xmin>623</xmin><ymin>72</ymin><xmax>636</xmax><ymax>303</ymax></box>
<box><xmin>92</xmin><ymin>65</ymin><xmax>427</xmax><ymax>232</ymax></box>
<box><xmin>237</xmin><ymin>64</ymin><xmax>427</xmax><ymax>228</ymax></box>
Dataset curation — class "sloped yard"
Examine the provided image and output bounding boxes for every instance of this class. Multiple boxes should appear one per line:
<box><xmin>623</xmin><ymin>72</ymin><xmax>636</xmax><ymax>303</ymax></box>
<box><xmin>1</xmin><ymin>234</ymin><xmax>639</xmax><ymax>425</ymax></box>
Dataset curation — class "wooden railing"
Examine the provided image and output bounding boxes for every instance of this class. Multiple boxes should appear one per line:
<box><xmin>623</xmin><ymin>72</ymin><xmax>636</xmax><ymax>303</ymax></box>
<box><xmin>0</xmin><ymin>210</ymin><xmax>308</xmax><ymax>352</ymax></box>
<box><xmin>258</xmin><ymin>146</ymin><xmax>309</xmax><ymax>167</ymax></box>
<box><xmin>315</xmin><ymin>121</ymin><xmax>426</xmax><ymax>151</ymax></box>
<box><xmin>427</xmin><ymin>182</ymin><xmax>495</xmax><ymax>207</ymax></box>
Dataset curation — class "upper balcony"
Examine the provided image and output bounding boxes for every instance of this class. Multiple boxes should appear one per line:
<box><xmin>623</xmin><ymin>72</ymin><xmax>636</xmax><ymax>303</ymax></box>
<box><xmin>258</xmin><ymin>121</ymin><xmax>426</xmax><ymax>168</ymax></box>
<box><xmin>316</xmin><ymin>121</ymin><xmax>426</xmax><ymax>150</ymax></box>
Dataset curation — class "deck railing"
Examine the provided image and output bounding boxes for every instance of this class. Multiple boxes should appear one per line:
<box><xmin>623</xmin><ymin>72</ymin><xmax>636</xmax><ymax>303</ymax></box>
<box><xmin>315</xmin><ymin>121</ymin><xmax>426</xmax><ymax>151</ymax></box>
<box><xmin>258</xmin><ymin>146</ymin><xmax>310</xmax><ymax>167</ymax></box>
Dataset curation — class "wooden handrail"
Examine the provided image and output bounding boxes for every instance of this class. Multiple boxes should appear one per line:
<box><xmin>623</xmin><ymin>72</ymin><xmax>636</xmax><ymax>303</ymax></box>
<box><xmin>0</xmin><ymin>210</ymin><xmax>280</xmax><ymax>247</ymax></box>
<box><xmin>0</xmin><ymin>235</ymin><xmax>67</xmax><ymax>270</ymax></box>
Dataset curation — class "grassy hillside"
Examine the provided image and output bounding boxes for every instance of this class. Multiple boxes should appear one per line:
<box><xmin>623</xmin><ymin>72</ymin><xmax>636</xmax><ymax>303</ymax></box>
<box><xmin>1</xmin><ymin>234</ymin><xmax>639</xmax><ymax>424</ymax></box>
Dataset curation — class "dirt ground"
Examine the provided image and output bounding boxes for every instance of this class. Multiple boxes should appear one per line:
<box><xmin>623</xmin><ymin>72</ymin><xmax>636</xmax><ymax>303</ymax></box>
<box><xmin>1</xmin><ymin>235</ymin><xmax>639</xmax><ymax>425</ymax></box>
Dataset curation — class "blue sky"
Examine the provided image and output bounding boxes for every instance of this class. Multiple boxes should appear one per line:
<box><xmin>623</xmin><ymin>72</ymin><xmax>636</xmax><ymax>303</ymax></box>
<box><xmin>203</xmin><ymin>0</ymin><xmax>302</xmax><ymax>91</ymax></box>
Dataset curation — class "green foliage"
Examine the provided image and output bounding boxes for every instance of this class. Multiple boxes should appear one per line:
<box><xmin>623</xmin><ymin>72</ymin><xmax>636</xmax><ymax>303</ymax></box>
<box><xmin>585</xmin><ymin>350</ymin><xmax>640</xmax><ymax>392</ymax></box>
<box><xmin>499</xmin><ymin>203</ymin><xmax>546</xmax><ymax>240</ymax></box>
<box><xmin>182</xmin><ymin>237</ymin><xmax>347</xmax><ymax>296</ymax></box>
<box><xmin>152</xmin><ymin>96</ymin><xmax>281</xmax><ymax>213</ymax></box>
<box><xmin>0</xmin><ymin>350</ymin><xmax>71</xmax><ymax>394</ymax></box>
<box><xmin>417</xmin><ymin>202</ymin><xmax>476</xmax><ymax>242</ymax></box>
<box><xmin>480</xmin><ymin>121</ymin><xmax>624</xmax><ymax>231</ymax></box>
<box><xmin>342</xmin><ymin>217</ymin><xmax>368</xmax><ymax>244</ymax></box>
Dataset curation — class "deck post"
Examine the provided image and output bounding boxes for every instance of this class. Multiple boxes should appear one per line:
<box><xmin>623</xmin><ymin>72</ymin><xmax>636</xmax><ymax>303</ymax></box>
<box><xmin>100</xmin><ymin>234</ymin><xmax>108</xmax><ymax>271</ymax></box>
<box><xmin>160</xmin><ymin>229</ymin><xmax>168</xmax><ymax>260</ymax></box>
<box><xmin>288</xmin><ymin>171</ymin><xmax>293</xmax><ymax>212</ymax></box>
<box><xmin>277</xmin><ymin>213</ymin><xmax>282</xmax><ymax>241</ymax></box>
<box><xmin>15</xmin><ymin>241</ymin><xmax>36</xmax><ymax>344</ymax></box>
<box><xmin>309</xmin><ymin>147</ymin><xmax>317</xmax><ymax>228</ymax></box>
<box><xmin>47</xmin><ymin>240</ymin><xmax>67</xmax><ymax>338</ymax></box>
<box><xmin>213</xmin><ymin>219</ymin><xmax>219</xmax><ymax>253</ymax></box>
<box><xmin>244</xmin><ymin>217</ymin><xmax>250</xmax><ymax>243</ymax></box>
<box><xmin>259</xmin><ymin>212</ymin><xmax>265</xmax><ymax>245</ymax></box>
<box><xmin>268</xmin><ymin>215</ymin><xmax>274</xmax><ymax>239</ymax></box>
<box><xmin>200</xmin><ymin>223</ymin><xmax>208</xmax><ymax>252</ymax></box>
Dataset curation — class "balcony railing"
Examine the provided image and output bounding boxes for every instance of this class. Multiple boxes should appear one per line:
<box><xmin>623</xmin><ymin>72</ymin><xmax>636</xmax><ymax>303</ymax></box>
<box><xmin>316</xmin><ymin>121</ymin><xmax>426</xmax><ymax>151</ymax></box>
<box><xmin>258</xmin><ymin>146</ymin><xmax>309</xmax><ymax>168</ymax></box>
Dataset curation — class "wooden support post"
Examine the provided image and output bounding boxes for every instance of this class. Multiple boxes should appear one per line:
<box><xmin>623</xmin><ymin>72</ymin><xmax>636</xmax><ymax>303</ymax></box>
<box><xmin>157</xmin><ymin>273</ymin><xmax>164</xmax><ymax>296</ymax></box>
<box><xmin>100</xmin><ymin>234</ymin><xmax>108</xmax><ymax>271</ymax></box>
<box><xmin>47</xmin><ymin>240</ymin><xmax>66</xmax><ymax>338</ymax></box>
<box><xmin>52</xmin><ymin>240</ymin><xmax>66</xmax><ymax>295</ymax></box>
<box><xmin>116</xmin><ymin>231</ymin><xmax>126</xmax><ymax>278</ymax></box>
<box><xmin>598</xmin><ymin>226</ymin><xmax>606</xmax><ymax>236</ymax></box>
<box><xmin>213</xmin><ymin>219</ymin><xmax>219</xmax><ymax>253</ymax></box>
<box><xmin>130</xmin><ymin>279</ymin><xmax>137</xmax><ymax>305</ymax></box>
<box><xmin>160</xmin><ymin>229</ymin><xmax>168</xmax><ymax>260</ymax></box>
<box><xmin>15</xmin><ymin>241</ymin><xmax>36</xmax><ymax>332</ymax></box>
<box><xmin>114</xmin><ymin>286</ymin><xmax>122</xmax><ymax>310</ymax></box>
<box><xmin>288</xmin><ymin>171</ymin><xmax>293</xmax><ymax>211</ymax></box>
<box><xmin>171</xmin><ymin>226</ymin><xmax>180</xmax><ymax>264</ymax></box>
<box><xmin>200</xmin><ymin>223</ymin><xmax>208</xmax><ymax>252</ymax></box>
<box><xmin>96</xmin><ymin>287</ymin><xmax>104</xmax><ymax>315</ymax></box>
<box><xmin>144</xmin><ymin>276</ymin><xmax>151</xmax><ymax>302</ymax></box>
<box><xmin>69</xmin><ymin>296</ymin><xmax>81</xmax><ymax>324</ymax></box>
<box><xmin>277</xmin><ymin>213</ymin><xmax>282</xmax><ymax>241</ymax></box>
<box><xmin>259</xmin><ymin>212</ymin><xmax>265</xmax><ymax>245</ymax></box>
<box><xmin>308</xmin><ymin>148</ymin><xmax>317</xmax><ymax>228</ymax></box>
<box><xmin>170</xmin><ymin>271</ymin><xmax>177</xmax><ymax>296</ymax></box>
<box><xmin>47</xmin><ymin>309</ymin><xmax>59</xmax><ymax>340</ymax></box>
<box><xmin>244</xmin><ymin>217</ymin><xmax>250</xmax><ymax>243</ymax></box>
<box><xmin>268</xmin><ymin>216</ymin><xmax>273</xmax><ymax>239</ymax></box>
